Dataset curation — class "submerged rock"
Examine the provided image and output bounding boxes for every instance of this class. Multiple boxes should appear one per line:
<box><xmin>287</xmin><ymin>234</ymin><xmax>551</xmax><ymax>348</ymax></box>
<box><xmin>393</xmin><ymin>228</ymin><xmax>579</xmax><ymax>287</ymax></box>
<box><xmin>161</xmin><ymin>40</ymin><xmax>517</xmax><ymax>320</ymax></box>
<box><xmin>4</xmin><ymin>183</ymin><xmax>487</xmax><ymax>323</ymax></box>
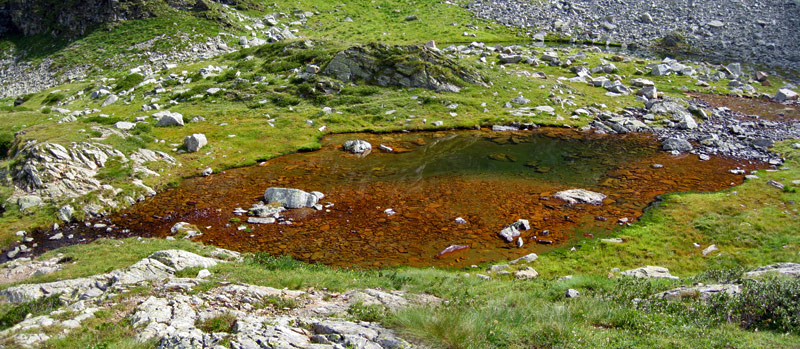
<box><xmin>553</xmin><ymin>189</ymin><xmax>606</xmax><ymax>206</ymax></box>
<box><xmin>264</xmin><ymin>188</ymin><xmax>320</xmax><ymax>209</ymax></box>
<box><xmin>435</xmin><ymin>245</ymin><xmax>470</xmax><ymax>259</ymax></box>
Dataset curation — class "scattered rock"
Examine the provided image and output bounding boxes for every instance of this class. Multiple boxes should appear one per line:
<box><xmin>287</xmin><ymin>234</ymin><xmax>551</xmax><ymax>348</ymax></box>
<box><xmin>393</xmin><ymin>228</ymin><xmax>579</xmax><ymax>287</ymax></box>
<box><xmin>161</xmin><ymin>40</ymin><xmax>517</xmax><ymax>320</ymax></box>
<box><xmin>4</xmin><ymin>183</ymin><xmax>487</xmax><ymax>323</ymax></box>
<box><xmin>514</xmin><ymin>267</ymin><xmax>538</xmax><ymax>280</ymax></box>
<box><xmin>662</xmin><ymin>137</ymin><xmax>692</xmax><ymax>152</ymax></box>
<box><xmin>565</xmin><ymin>289</ymin><xmax>580</xmax><ymax>298</ymax></box>
<box><xmin>775</xmin><ymin>89</ymin><xmax>798</xmax><ymax>102</ymax></box>
<box><xmin>17</xmin><ymin>196</ymin><xmax>42</xmax><ymax>211</ymax></box>
<box><xmin>183</xmin><ymin>134</ymin><xmax>208</xmax><ymax>153</ymax></box>
<box><xmin>510</xmin><ymin>253</ymin><xmax>538</xmax><ymax>264</ymax></box>
<box><xmin>702</xmin><ymin>244</ymin><xmax>718</xmax><ymax>256</ymax></box>
<box><xmin>155</xmin><ymin>111</ymin><xmax>184</xmax><ymax>127</ymax></box>
<box><xmin>767</xmin><ymin>180</ymin><xmax>785</xmax><ymax>190</ymax></box>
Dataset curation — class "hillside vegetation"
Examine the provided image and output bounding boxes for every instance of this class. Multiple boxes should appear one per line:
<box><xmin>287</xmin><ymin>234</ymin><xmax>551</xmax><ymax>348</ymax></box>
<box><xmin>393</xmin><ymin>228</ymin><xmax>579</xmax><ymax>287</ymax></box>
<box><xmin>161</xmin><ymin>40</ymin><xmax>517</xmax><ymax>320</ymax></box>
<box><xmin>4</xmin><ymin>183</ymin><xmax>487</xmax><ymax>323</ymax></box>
<box><xmin>0</xmin><ymin>0</ymin><xmax>798</xmax><ymax>347</ymax></box>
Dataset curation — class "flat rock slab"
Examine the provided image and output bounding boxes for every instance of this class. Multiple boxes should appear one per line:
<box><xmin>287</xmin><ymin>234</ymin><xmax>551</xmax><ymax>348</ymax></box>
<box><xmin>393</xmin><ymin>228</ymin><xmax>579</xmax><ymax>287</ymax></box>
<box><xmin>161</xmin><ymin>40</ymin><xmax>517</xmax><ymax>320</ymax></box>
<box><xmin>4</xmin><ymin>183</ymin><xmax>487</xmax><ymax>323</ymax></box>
<box><xmin>657</xmin><ymin>284</ymin><xmax>740</xmax><ymax>301</ymax></box>
<box><xmin>554</xmin><ymin>189</ymin><xmax>607</xmax><ymax>205</ymax></box>
<box><xmin>621</xmin><ymin>266</ymin><xmax>679</xmax><ymax>279</ymax></box>
<box><xmin>745</xmin><ymin>263</ymin><xmax>800</xmax><ymax>278</ymax></box>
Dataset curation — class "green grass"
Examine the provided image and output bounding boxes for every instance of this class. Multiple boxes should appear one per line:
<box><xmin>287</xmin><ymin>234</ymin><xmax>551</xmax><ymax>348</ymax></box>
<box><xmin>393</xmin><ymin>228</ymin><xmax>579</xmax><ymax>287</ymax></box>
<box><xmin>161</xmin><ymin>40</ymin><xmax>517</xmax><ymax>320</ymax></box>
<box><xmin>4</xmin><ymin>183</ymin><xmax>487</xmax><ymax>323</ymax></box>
<box><xmin>0</xmin><ymin>2</ymin><xmax>799</xmax><ymax>347</ymax></box>
<box><xmin>197</xmin><ymin>313</ymin><xmax>237</xmax><ymax>333</ymax></box>
<box><xmin>0</xmin><ymin>294</ymin><xmax>62</xmax><ymax>330</ymax></box>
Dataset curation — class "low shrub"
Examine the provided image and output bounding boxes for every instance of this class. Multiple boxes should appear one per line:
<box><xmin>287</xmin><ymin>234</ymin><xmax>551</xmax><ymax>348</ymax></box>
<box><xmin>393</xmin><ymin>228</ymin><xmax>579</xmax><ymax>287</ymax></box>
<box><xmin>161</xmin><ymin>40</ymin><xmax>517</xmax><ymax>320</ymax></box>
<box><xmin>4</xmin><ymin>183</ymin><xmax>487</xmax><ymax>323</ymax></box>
<box><xmin>710</xmin><ymin>277</ymin><xmax>800</xmax><ymax>333</ymax></box>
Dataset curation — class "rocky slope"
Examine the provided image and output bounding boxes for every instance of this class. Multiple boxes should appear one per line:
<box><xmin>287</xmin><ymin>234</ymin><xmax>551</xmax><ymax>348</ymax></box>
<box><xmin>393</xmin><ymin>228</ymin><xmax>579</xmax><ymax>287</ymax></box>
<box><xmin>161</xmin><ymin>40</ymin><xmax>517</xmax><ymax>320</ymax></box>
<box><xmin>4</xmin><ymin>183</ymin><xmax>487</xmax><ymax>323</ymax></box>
<box><xmin>0</xmin><ymin>249</ymin><xmax>432</xmax><ymax>348</ymax></box>
<box><xmin>0</xmin><ymin>0</ymin><xmax>236</xmax><ymax>37</ymax></box>
<box><xmin>467</xmin><ymin>0</ymin><xmax>800</xmax><ymax>72</ymax></box>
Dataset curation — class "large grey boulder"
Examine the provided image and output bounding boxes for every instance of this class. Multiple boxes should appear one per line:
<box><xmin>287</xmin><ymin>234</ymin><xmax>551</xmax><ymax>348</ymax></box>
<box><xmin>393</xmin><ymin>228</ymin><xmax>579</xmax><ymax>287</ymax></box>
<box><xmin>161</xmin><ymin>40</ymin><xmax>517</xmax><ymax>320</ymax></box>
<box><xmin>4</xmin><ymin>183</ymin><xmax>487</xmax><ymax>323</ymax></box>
<box><xmin>264</xmin><ymin>188</ymin><xmax>320</xmax><ymax>209</ymax></box>
<box><xmin>57</xmin><ymin>205</ymin><xmax>74</xmax><ymax>222</ymax></box>
<box><xmin>183</xmin><ymin>134</ymin><xmax>207</xmax><ymax>153</ymax></box>
<box><xmin>636</xmin><ymin>85</ymin><xmax>658</xmax><ymax>99</ymax></box>
<box><xmin>101</xmin><ymin>94</ymin><xmax>118</xmax><ymax>107</ymax></box>
<box><xmin>775</xmin><ymin>89</ymin><xmax>798</xmax><ymax>102</ymax></box>
<box><xmin>499</xmin><ymin>54</ymin><xmax>523</xmax><ymax>64</ymax></box>
<box><xmin>554</xmin><ymin>189</ymin><xmax>606</xmax><ymax>205</ymax></box>
<box><xmin>155</xmin><ymin>111</ymin><xmax>184</xmax><ymax>127</ymax></box>
<box><xmin>114</xmin><ymin>121</ymin><xmax>136</xmax><ymax>131</ymax></box>
<box><xmin>17</xmin><ymin>196</ymin><xmax>43</xmax><ymax>211</ymax></box>
<box><xmin>510</xmin><ymin>253</ymin><xmax>538</xmax><ymax>264</ymax></box>
<box><xmin>148</xmin><ymin>250</ymin><xmax>219</xmax><ymax>271</ymax></box>
<box><xmin>621</xmin><ymin>266</ymin><xmax>679</xmax><ymax>279</ymax></box>
<box><xmin>322</xmin><ymin>43</ymin><xmax>487</xmax><ymax>93</ymax></box>
<box><xmin>676</xmin><ymin>113</ymin><xmax>698</xmax><ymax>129</ymax></box>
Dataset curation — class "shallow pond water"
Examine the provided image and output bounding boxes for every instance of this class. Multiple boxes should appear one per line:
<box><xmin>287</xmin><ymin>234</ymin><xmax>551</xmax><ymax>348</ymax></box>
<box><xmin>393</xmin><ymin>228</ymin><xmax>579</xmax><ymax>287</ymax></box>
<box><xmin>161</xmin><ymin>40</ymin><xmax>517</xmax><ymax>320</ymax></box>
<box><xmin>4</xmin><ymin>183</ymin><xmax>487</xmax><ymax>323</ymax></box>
<box><xmin>691</xmin><ymin>93</ymin><xmax>800</xmax><ymax>122</ymax></box>
<box><xmin>32</xmin><ymin>128</ymin><xmax>762</xmax><ymax>268</ymax></box>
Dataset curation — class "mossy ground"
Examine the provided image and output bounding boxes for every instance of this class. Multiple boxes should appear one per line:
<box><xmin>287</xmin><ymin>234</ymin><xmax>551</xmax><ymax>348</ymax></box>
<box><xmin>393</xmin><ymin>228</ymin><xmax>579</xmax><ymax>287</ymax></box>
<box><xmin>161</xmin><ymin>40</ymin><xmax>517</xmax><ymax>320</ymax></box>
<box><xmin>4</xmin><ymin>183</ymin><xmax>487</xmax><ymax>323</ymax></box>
<box><xmin>0</xmin><ymin>0</ymin><xmax>798</xmax><ymax>347</ymax></box>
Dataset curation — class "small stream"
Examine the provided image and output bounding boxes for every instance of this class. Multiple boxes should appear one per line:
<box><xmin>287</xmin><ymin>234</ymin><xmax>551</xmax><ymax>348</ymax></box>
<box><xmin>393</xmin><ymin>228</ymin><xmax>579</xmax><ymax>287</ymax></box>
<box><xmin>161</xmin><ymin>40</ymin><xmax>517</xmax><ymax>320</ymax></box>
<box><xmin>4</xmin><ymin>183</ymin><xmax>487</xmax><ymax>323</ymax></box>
<box><xmin>21</xmin><ymin>127</ymin><xmax>763</xmax><ymax>268</ymax></box>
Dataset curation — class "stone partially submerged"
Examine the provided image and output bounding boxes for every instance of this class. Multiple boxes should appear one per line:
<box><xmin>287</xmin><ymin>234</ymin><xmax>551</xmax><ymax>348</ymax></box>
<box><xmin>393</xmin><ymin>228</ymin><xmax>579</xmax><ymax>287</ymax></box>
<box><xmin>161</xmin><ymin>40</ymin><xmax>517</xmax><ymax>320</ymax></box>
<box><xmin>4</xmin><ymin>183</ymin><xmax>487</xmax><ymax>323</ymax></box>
<box><xmin>553</xmin><ymin>189</ymin><xmax>606</xmax><ymax>206</ymax></box>
<box><xmin>342</xmin><ymin>140</ymin><xmax>372</xmax><ymax>154</ymax></box>
<box><xmin>263</xmin><ymin>187</ymin><xmax>321</xmax><ymax>209</ymax></box>
<box><xmin>498</xmin><ymin>219</ymin><xmax>530</xmax><ymax>242</ymax></box>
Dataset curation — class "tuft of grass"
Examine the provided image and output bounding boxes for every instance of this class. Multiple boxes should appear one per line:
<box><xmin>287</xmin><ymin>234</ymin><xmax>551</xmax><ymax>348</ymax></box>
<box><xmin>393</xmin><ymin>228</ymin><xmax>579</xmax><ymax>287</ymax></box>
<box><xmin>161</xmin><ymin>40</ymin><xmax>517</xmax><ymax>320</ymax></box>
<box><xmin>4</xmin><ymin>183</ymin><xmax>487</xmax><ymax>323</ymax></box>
<box><xmin>197</xmin><ymin>313</ymin><xmax>237</xmax><ymax>333</ymax></box>
<box><xmin>259</xmin><ymin>296</ymin><xmax>298</xmax><ymax>310</ymax></box>
<box><xmin>0</xmin><ymin>132</ymin><xmax>14</xmax><ymax>158</ymax></box>
<box><xmin>95</xmin><ymin>159</ymin><xmax>132</xmax><ymax>181</ymax></box>
<box><xmin>42</xmin><ymin>93</ymin><xmax>65</xmax><ymax>105</ymax></box>
<box><xmin>348</xmin><ymin>301</ymin><xmax>388</xmax><ymax>323</ymax></box>
<box><xmin>0</xmin><ymin>294</ymin><xmax>62</xmax><ymax>330</ymax></box>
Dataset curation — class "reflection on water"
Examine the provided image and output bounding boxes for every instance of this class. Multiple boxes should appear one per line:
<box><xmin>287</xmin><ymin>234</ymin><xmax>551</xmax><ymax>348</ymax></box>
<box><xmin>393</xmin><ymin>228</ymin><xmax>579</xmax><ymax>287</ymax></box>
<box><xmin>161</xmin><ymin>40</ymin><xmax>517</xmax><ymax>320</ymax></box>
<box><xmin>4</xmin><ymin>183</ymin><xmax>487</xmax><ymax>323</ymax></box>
<box><xmin>37</xmin><ymin>128</ymin><xmax>763</xmax><ymax>268</ymax></box>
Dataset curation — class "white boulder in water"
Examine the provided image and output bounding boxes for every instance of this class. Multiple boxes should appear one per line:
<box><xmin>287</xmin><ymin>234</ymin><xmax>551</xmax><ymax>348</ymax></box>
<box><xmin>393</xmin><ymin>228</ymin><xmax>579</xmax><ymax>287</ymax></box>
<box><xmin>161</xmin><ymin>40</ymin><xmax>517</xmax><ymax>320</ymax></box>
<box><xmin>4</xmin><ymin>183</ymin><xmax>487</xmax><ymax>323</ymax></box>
<box><xmin>264</xmin><ymin>188</ymin><xmax>320</xmax><ymax>209</ymax></box>
<box><xmin>343</xmin><ymin>140</ymin><xmax>372</xmax><ymax>154</ymax></box>
<box><xmin>553</xmin><ymin>189</ymin><xmax>607</xmax><ymax>206</ymax></box>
